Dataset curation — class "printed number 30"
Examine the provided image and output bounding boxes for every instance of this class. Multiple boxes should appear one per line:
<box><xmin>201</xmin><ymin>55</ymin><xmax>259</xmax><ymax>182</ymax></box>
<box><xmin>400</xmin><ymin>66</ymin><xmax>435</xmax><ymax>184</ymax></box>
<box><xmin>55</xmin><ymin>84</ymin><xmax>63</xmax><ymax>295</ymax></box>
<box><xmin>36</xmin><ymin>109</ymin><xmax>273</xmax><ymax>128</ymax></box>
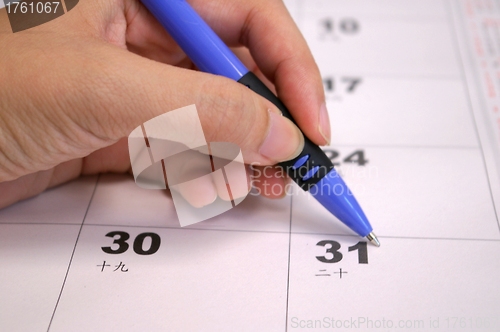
<box><xmin>102</xmin><ymin>231</ymin><xmax>161</xmax><ymax>255</ymax></box>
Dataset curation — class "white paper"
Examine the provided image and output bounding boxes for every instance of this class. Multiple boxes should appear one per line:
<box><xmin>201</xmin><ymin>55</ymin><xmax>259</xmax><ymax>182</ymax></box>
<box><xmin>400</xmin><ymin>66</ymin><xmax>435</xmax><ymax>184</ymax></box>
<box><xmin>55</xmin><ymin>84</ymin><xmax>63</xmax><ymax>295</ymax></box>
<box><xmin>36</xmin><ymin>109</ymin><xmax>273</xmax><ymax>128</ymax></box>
<box><xmin>1</xmin><ymin>1</ymin><xmax>499</xmax><ymax>331</ymax></box>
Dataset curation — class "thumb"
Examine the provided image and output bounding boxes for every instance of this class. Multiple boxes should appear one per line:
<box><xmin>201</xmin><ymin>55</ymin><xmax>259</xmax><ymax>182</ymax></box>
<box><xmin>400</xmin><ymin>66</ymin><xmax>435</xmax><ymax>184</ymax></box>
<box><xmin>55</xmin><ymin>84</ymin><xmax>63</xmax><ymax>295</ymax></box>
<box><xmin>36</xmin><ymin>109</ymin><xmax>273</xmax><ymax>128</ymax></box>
<box><xmin>80</xmin><ymin>44</ymin><xmax>305</xmax><ymax>167</ymax></box>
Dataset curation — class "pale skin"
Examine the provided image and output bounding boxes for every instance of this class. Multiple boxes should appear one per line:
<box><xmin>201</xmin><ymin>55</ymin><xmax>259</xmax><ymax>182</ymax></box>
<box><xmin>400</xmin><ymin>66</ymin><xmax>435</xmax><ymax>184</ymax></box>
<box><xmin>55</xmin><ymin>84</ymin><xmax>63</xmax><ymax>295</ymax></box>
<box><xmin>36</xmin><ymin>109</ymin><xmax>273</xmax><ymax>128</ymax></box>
<box><xmin>0</xmin><ymin>0</ymin><xmax>330</xmax><ymax>209</ymax></box>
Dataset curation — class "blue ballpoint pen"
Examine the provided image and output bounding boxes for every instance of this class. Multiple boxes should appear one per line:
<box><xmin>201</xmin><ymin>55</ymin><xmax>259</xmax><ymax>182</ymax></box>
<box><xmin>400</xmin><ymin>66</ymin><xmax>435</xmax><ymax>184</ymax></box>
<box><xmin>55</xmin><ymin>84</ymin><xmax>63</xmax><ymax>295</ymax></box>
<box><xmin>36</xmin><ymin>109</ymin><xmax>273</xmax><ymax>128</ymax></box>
<box><xmin>139</xmin><ymin>0</ymin><xmax>380</xmax><ymax>246</ymax></box>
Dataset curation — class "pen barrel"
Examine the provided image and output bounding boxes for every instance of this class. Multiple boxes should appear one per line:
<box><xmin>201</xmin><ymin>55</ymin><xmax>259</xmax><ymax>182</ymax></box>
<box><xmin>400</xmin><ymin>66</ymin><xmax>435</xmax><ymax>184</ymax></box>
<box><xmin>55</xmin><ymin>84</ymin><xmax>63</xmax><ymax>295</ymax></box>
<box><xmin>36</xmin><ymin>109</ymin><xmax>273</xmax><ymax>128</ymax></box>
<box><xmin>238</xmin><ymin>72</ymin><xmax>334</xmax><ymax>191</ymax></box>
<box><xmin>140</xmin><ymin>0</ymin><xmax>248</xmax><ymax>81</ymax></box>
<box><xmin>139</xmin><ymin>0</ymin><xmax>375</xmax><ymax>238</ymax></box>
<box><xmin>139</xmin><ymin>0</ymin><xmax>333</xmax><ymax>190</ymax></box>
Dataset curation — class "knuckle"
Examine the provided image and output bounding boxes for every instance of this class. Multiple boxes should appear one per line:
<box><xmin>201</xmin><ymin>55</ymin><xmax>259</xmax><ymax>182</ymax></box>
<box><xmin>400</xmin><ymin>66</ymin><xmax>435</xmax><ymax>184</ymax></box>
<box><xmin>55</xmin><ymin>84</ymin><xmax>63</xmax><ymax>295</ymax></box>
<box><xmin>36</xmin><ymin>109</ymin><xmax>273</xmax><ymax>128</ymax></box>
<box><xmin>197</xmin><ymin>78</ymin><xmax>264</xmax><ymax>147</ymax></box>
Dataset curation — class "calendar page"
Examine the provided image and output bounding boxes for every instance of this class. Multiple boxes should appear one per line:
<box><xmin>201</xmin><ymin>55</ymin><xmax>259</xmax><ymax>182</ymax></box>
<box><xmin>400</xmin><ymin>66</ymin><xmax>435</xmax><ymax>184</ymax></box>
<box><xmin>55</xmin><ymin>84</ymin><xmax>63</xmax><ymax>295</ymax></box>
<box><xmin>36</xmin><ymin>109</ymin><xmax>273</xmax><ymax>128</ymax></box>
<box><xmin>1</xmin><ymin>1</ymin><xmax>500</xmax><ymax>331</ymax></box>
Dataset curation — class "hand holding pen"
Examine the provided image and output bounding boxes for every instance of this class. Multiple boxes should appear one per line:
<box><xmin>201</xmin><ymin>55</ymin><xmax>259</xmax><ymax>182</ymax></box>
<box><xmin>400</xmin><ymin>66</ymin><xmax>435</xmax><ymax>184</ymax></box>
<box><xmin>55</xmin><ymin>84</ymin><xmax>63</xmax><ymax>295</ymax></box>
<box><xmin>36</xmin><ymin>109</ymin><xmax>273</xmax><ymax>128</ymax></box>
<box><xmin>0</xmin><ymin>0</ymin><xmax>328</xmax><ymax>209</ymax></box>
<box><xmin>139</xmin><ymin>0</ymin><xmax>379</xmax><ymax>244</ymax></box>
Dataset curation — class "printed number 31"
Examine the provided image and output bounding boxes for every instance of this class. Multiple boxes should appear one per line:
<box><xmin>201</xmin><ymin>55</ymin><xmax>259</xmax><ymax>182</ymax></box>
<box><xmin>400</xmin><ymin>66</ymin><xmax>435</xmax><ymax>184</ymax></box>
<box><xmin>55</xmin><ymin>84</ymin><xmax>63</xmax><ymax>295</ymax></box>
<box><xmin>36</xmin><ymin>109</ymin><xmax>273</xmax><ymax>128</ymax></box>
<box><xmin>316</xmin><ymin>240</ymin><xmax>368</xmax><ymax>264</ymax></box>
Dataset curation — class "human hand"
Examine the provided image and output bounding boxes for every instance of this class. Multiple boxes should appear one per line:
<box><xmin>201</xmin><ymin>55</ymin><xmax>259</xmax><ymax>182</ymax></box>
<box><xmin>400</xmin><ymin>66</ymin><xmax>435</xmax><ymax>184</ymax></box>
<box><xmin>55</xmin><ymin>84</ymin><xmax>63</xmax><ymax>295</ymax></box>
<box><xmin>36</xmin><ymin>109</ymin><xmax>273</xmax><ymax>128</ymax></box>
<box><xmin>0</xmin><ymin>0</ymin><xmax>329</xmax><ymax>208</ymax></box>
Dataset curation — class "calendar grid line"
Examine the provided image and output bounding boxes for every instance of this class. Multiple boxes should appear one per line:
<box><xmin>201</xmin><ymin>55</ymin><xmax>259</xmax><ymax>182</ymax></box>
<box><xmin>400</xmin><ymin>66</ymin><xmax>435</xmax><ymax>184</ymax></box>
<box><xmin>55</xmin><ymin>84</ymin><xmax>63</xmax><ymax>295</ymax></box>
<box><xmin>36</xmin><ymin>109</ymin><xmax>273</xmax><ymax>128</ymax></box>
<box><xmin>284</xmin><ymin>188</ymin><xmax>293</xmax><ymax>332</ymax></box>
<box><xmin>2</xmin><ymin>217</ymin><xmax>497</xmax><ymax>243</ymax></box>
<box><xmin>369</xmin><ymin>234</ymin><xmax>500</xmax><ymax>242</ymax></box>
<box><xmin>35</xmin><ymin>221</ymin><xmax>499</xmax><ymax>242</ymax></box>
<box><xmin>322</xmin><ymin>73</ymin><xmax>461</xmax><ymax>81</ymax></box>
<box><xmin>0</xmin><ymin>222</ymin><xmax>84</xmax><ymax>226</ymax></box>
<box><xmin>324</xmin><ymin>144</ymin><xmax>479</xmax><ymax>150</ymax></box>
<box><xmin>444</xmin><ymin>0</ymin><xmax>500</xmax><ymax>232</ymax></box>
<box><xmin>46</xmin><ymin>174</ymin><xmax>100</xmax><ymax>332</ymax></box>
<box><xmin>304</xmin><ymin>15</ymin><xmax>450</xmax><ymax>23</ymax></box>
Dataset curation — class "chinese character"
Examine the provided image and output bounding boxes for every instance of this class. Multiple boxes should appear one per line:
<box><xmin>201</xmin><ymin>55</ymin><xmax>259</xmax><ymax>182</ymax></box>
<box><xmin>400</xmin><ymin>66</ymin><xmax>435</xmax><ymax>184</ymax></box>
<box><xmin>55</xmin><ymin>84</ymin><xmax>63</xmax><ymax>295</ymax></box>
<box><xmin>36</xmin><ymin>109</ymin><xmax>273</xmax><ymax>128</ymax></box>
<box><xmin>113</xmin><ymin>261</ymin><xmax>128</xmax><ymax>272</ymax></box>
<box><xmin>97</xmin><ymin>261</ymin><xmax>110</xmax><ymax>272</ymax></box>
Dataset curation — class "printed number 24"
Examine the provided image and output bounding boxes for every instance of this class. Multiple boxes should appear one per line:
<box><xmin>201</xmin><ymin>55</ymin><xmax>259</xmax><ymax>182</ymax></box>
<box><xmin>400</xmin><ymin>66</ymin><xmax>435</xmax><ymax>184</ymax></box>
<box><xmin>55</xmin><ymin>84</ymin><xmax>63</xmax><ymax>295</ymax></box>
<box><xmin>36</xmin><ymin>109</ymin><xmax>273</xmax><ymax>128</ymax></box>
<box><xmin>324</xmin><ymin>149</ymin><xmax>368</xmax><ymax>166</ymax></box>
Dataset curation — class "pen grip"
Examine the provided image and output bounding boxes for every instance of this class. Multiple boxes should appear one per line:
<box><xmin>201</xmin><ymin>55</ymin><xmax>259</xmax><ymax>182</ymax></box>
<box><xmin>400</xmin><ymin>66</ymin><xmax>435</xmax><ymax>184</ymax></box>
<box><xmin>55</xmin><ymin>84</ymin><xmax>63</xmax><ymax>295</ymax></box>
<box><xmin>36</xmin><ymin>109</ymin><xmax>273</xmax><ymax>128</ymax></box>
<box><xmin>238</xmin><ymin>72</ymin><xmax>334</xmax><ymax>191</ymax></box>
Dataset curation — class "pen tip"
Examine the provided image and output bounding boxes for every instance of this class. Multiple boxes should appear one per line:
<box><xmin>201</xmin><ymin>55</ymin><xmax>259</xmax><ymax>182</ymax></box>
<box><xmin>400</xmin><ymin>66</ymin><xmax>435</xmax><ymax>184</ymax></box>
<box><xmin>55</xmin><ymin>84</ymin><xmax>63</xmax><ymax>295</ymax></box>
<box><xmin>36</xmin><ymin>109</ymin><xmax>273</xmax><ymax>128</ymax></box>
<box><xmin>366</xmin><ymin>232</ymin><xmax>380</xmax><ymax>247</ymax></box>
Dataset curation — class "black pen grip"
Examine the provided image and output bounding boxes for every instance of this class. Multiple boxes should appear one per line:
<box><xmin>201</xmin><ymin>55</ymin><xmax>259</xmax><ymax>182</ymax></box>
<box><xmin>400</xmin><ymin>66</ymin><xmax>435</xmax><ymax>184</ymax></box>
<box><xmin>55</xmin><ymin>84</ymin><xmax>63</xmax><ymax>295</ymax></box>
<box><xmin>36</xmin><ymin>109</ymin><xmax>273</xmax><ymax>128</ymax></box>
<box><xmin>237</xmin><ymin>72</ymin><xmax>334</xmax><ymax>191</ymax></box>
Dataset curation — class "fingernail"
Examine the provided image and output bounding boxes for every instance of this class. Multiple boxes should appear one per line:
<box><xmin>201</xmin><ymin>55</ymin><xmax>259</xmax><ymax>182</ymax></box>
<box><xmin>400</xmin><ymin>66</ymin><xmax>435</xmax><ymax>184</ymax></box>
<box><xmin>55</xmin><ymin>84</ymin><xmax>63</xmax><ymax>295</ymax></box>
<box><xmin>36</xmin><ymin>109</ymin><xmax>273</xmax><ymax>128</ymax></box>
<box><xmin>268</xmin><ymin>107</ymin><xmax>283</xmax><ymax>116</ymax></box>
<box><xmin>318</xmin><ymin>103</ymin><xmax>331</xmax><ymax>146</ymax></box>
<box><xmin>189</xmin><ymin>190</ymin><xmax>217</xmax><ymax>208</ymax></box>
<box><xmin>179</xmin><ymin>178</ymin><xmax>217</xmax><ymax>208</ymax></box>
<box><xmin>259</xmin><ymin>111</ymin><xmax>304</xmax><ymax>162</ymax></box>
